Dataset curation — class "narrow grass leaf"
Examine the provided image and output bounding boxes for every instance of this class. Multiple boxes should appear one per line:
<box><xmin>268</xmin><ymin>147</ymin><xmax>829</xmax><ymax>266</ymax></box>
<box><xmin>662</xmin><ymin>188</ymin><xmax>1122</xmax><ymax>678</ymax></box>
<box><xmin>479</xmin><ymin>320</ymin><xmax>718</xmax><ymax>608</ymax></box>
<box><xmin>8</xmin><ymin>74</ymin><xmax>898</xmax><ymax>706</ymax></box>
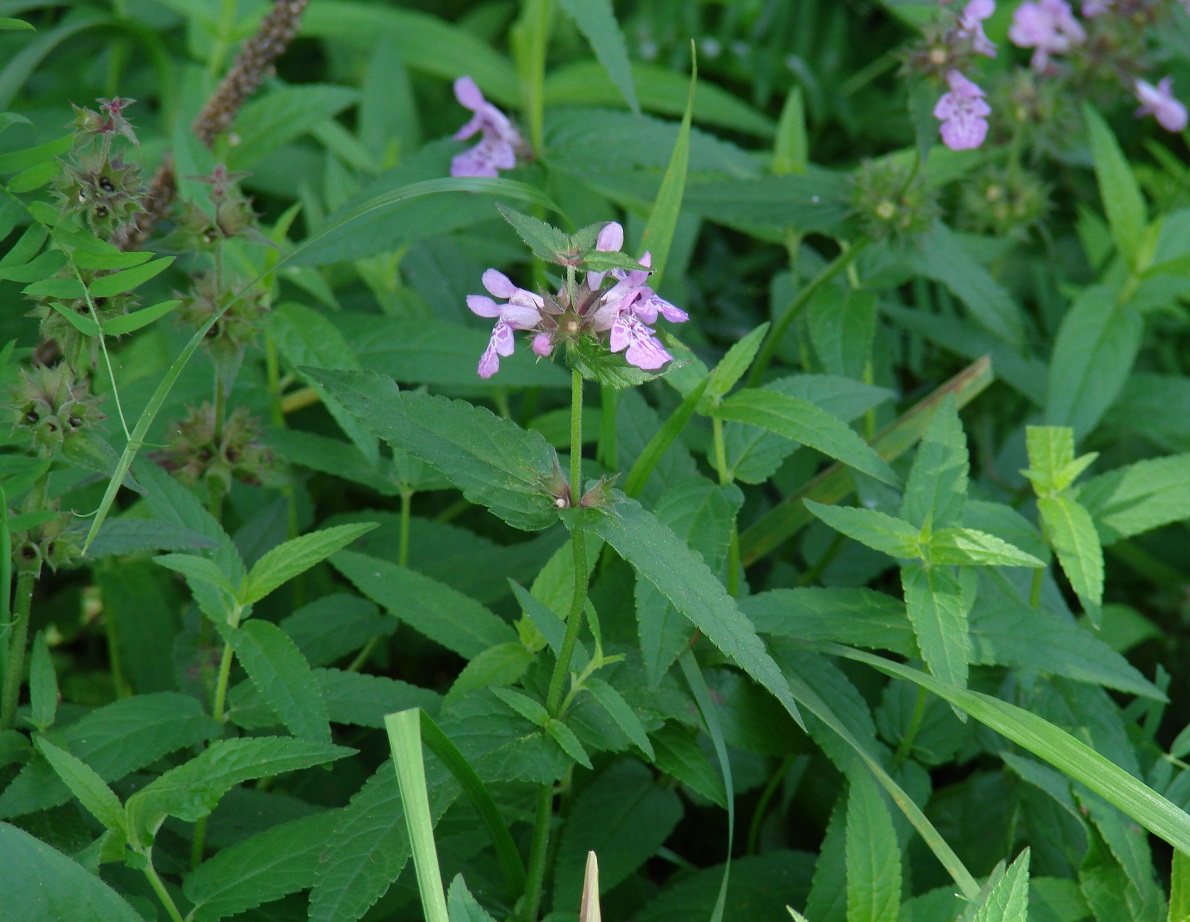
<box><xmin>833</xmin><ymin>646</ymin><xmax>1190</xmax><ymax>856</ymax></box>
<box><xmin>386</xmin><ymin>711</ymin><xmax>449</xmax><ymax>922</ymax></box>
<box><xmin>558</xmin><ymin>0</ymin><xmax>638</xmax><ymax>114</ymax></box>
<box><xmin>241</xmin><ymin>522</ymin><xmax>377</xmax><ymax>605</ymax></box>
<box><xmin>639</xmin><ymin>50</ymin><xmax>694</xmax><ymax>283</ymax></box>
<box><xmin>845</xmin><ymin>772</ymin><xmax>901</xmax><ymax>922</ymax></box>
<box><xmin>226</xmin><ymin>620</ymin><xmax>331</xmax><ymax>743</ymax></box>
<box><xmin>716</xmin><ymin>390</ymin><xmax>899</xmax><ymax>486</ymax></box>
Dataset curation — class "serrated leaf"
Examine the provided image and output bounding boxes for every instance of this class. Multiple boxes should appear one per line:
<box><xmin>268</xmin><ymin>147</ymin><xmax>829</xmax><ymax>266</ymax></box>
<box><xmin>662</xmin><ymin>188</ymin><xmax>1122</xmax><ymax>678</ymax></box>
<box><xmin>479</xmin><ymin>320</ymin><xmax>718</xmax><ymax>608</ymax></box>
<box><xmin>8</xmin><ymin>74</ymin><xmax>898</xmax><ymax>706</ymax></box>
<box><xmin>309</xmin><ymin>369</ymin><xmax>560</xmax><ymax>530</ymax></box>
<box><xmin>808</xmin><ymin>286</ymin><xmax>876</xmax><ymax>381</ymax></box>
<box><xmin>1038</xmin><ymin>495</ymin><xmax>1104</xmax><ymax>612</ymax></box>
<box><xmin>546</xmin><ymin>719</ymin><xmax>592</xmax><ymax>768</ymax></box>
<box><xmin>495</xmin><ymin>203</ymin><xmax>572</xmax><ymax>263</ymax></box>
<box><xmin>332</xmin><ymin>550</ymin><xmax>517</xmax><ymax>658</ymax></box>
<box><xmin>34</xmin><ymin>738</ymin><xmax>124</xmax><ymax>832</ymax></box>
<box><xmin>84</xmin><ymin>518</ymin><xmax>217</xmax><ymax>558</ymax></box>
<box><xmin>1170</xmin><ymin>849</ymin><xmax>1190</xmax><ymax>922</ymax></box>
<box><xmin>1046</xmin><ymin>286</ymin><xmax>1142</xmax><ymax>442</ymax></box>
<box><xmin>226</xmin><ymin>620</ymin><xmax>331</xmax><ymax>743</ymax></box>
<box><xmin>716</xmin><ymin>390</ymin><xmax>899</xmax><ymax>486</ymax></box>
<box><xmin>88</xmin><ymin>256</ymin><xmax>174</xmax><ymax>298</ymax></box>
<box><xmin>902</xmin><ymin>564</ymin><xmax>970</xmax><ymax>690</ymax></box>
<box><xmin>585</xmin><ymin>678</ymin><xmax>655</xmax><ymax>759</ymax></box>
<box><xmin>126</xmin><ymin>737</ymin><xmax>353</xmax><ymax>847</ymax></box>
<box><xmin>241</xmin><ymin>522</ymin><xmax>377</xmax><ymax>605</ymax></box>
<box><xmin>490</xmin><ymin>686</ymin><xmax>549</xmax><ymax>725</ymax></box>
<box><xmin>929</xmin><ymin>528</ymin><xmax>1044</xmax><ymax>568</ymax></box>
<box><xmin>1084</xmin><ymin>103</ymin><xmax>1147</xmax><ymax>268</ymax></box>
<box><xmin>0</xmin><ymin>693</ymin><xmax>219</xmax><ymax>818</ymax></box>
<box><xmin>971</xmin><ymin>851</ymin><xmax>1030</xmax><ymax>922</ymax></box>
<box><xmin>804</xmin><ymin>501</ymin><xmax>921</xmax><ymax>560</ymax></box>
<box><xmin>845</xmin><ymin>771</ymin><xmax>901</xmax><ymax>922</ymax></box>
<box><xmin>447</xmin><ymin>875</ymin><xmax>499</xmax><ymax>922</ymax></box>
<box><xmin>1078</xmin><ymin>453</ymin><xmax>1190</xmax><ymax>544</ymax></box>
<box><xmin>567</xmin><ymin>497</ymin><xmax>804</xmax><ymax>728</ymax></box>
<box><xmin>901</xmin><ymin>394</ymin><xmax>967</xmax><ymax>530</ymax></box>
<box><xmin>558</xmin><ymin>0</ymin><xmax>638</xmax><ymax>114</ymax></box>
<box><xmin>1024</xmin><ymin>426</ymin><xmax>1080</xmax><ymax>494</ymax></box>
<box><xmin>650</xmin><ymin>724</ymin><xmax>726</xmax><ymax>807</ymax></box>
<box><xmin>154</xmin><ymin>553</ymin><xmax>238</xmax><ymax>608</ymax></box>
<box><xmin>185</xmin><ymin>810</ymin><xmax>343</xmax><ymax>922</ymax></box>
<box><xmin>553</xmin><ymin>761</ymin><xmax>683</xmax><ymax>908</ymax></box>
<box><xmin>0</xmin><ymin>822</ymin><xmax>143</xmax><ymax>921</ymax></box>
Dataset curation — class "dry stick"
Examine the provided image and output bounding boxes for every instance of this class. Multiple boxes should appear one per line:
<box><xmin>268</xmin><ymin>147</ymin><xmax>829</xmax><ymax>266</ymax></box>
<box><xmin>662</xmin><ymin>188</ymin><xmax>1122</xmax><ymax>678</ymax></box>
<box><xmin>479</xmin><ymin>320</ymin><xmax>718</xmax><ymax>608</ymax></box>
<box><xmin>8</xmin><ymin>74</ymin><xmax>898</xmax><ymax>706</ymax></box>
<box><xmin>111</xmin><ymin>0</ymin><xmax>311</xmax><ymax>251</ymax></box>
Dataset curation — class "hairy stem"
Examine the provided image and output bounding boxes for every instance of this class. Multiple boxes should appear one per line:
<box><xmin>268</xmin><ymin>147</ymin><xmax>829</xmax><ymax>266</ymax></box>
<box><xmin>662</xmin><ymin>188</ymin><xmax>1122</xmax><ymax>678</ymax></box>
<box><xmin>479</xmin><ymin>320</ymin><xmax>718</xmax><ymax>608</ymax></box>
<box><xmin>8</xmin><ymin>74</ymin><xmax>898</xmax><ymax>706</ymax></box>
<box><xmin>0</xmin><ymin>470</ymin><xmax>50</xmax><ymax>731</ymax></box>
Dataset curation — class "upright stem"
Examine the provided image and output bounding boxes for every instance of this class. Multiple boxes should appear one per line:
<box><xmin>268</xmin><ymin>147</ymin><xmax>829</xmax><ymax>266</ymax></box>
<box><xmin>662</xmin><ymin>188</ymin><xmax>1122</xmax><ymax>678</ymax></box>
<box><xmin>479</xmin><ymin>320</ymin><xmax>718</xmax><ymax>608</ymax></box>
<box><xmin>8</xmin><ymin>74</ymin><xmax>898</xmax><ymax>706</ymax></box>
<box><xmin>0</xmin><ymin>469</ymin><xmax>50</xmax><ymax>731</ymax></box>
<box><xmin>143</xmin><ymin>855</ymin><xmax>186</xmax><ymax>922</ymax></box>
<box><xmin>520</xmin><ymin>0</ymin><xmax>552</xmax><ymax>158</ymax></box>
<box><xmin>523</xmin><ymin>367</ymin><xmax>590</xmax><ymax>919</ymax></box>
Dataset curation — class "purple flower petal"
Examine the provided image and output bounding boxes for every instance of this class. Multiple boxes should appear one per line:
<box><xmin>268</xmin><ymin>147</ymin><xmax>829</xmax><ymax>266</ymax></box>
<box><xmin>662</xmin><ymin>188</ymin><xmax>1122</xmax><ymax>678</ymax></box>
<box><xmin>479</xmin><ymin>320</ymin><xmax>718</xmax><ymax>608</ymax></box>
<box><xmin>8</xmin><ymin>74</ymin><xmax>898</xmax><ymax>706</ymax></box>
<box><xmin>483</xmin><ymin>269</ymin><xmax>518</xmax><ymax>298</ymax></box>
<box><xmin>467</xmin><ymin>294</ymin><xmax>502</xmax><ymax>318</ymax></box>
<box><xmin>454</xmin><ymin>76</ymin><xmax>485</xmax><ymax>112</ymax></box>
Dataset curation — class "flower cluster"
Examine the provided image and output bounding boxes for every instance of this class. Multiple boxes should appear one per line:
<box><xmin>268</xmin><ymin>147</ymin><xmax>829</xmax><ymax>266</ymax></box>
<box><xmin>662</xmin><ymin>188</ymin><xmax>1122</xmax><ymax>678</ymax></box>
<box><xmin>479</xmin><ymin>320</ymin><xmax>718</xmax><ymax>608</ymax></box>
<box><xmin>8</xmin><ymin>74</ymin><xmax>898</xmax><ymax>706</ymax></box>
<box><xmin>466</xmin><ymin>222</ymin><xmax>688</xmax><ymax>379</ymax></box>
<box><xmin>450</xmin><ymin>77</ymin><xmax>526</xmax><ymax>178</ymax></box>
<box><xmin>57</xmin><ymin>97</ymin><xmax>144</xmax><ymax>234</ymax></box>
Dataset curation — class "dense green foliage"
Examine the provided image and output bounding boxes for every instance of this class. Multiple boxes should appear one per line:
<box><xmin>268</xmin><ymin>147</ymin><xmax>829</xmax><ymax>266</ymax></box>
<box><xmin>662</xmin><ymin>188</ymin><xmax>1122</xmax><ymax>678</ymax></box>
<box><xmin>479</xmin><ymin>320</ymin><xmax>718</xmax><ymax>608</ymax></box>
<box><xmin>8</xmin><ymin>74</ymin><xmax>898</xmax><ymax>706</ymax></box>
<box><xmin>1</xmin><ymin>2</ymin><xmax>1190</xmax><ymax>921</ymax></box>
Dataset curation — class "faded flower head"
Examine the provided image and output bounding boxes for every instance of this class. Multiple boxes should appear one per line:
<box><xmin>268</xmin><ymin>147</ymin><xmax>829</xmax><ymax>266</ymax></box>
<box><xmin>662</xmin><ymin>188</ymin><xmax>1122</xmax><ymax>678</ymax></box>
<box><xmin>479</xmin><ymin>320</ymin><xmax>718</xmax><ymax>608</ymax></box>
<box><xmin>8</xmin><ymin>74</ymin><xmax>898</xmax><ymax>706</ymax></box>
<box><xmin>1009</xmin><ymin>0</ymin><xmax>1086</xmax><ymax>71</ymax></box>
<box><xmin>934</xmin><ymin>69</ymin><xmax>992</xmax><ymax>149</ymax></box>
<box><xmin>27</xmin><ymin>271</ymin><xmax>134</xmax><ymax>372</ymax></box>
<box><xmin>466</xmin><ymin>220</ymin><xmax>688</xmax><ymax>379</ymax></box>
<box><xmin>1134</xmin><ymin>77</ymin><xmax>1188</xmax><ymax>132</ymax></box>
<box><xmin>13</xmin><ymin>502</ymin><xmax>83</xmax><ymax>574</ymax></box>
<box><xmin>177</xmin><ymin>273</ymin><xmax>269</xmax><ymax>361</ymax></box>
<box><xmin>850</xmin><ymin>159</ymin><xmax>940</xmax><ymax>241</ymax></box>
<box><xmin>158</xmin><ymin>403</ymin><xmax>278</xmax><ymax>490</ymax></box>
<box><xmin>10</xmin><ymin>365</ymin><xmax>104</xmax><ymax>453</ymax></box>
<box><xmin>451</xmin><ymin>76</ymin><xmax>525</xmax><ymax>178</ymax></box>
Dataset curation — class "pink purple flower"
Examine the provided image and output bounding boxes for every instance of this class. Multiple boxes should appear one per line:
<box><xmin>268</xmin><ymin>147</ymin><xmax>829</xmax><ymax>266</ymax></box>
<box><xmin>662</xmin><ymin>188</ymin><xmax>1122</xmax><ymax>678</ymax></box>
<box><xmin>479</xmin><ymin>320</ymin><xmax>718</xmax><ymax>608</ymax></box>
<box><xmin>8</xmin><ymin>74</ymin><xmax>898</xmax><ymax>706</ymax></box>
<box><xmin>465</xmin><ymin>221</ymin><xmax>689</xmax><ymax>378</ymax></box>
<box><xmin>450</xmin><ymin>76</ymin><xmax>524</xmax><ymax>179</ymax></box>
<box><xmin>1081</xmin><ymin>0</ymin><xmax>1111</xmax><ymax>14</ymax></box>
<box><xmin>1134</xmin><ymin>77</ymin><xmax>1189</xmax><ymax>133</ymax></box>
<box><xmin>956</xmin><ymin>0</ymin><xmax>998</xmax><ymax>57</ymax></box>
<box><xmin>467</xmin><ymin>269</ymin><xmax>545</xmax><ymax>378</ymax></box>
<box><xmin>934</xmin><ymin>70</ymin><xmax>991</xmax><ymax>150</ymax></box>
<box><xmin>1008</xmin><ymin>0</ymin><xmax>1086</xmax><ymax>71</ymax></box>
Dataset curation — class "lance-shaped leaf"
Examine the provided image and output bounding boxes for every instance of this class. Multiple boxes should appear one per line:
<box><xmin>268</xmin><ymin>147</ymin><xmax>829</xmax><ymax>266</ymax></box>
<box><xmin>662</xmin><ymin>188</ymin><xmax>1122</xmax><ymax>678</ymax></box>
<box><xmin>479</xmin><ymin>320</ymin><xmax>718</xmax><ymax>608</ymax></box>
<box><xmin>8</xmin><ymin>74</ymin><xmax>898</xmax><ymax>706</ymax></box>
<box><xmin>715</xmin><ymin>390</ymin><xmax>900</xmax><ymax>486</ymax></box>
<box><xmin>971</xmin><ymin>851</ymin><xmax>1031</xmax><ymax>922</ymax></box>
<box><xmin>307</xmin><ymin>369</ymin><xmax>560</xmax><ymax>531</ymax></box>
<box><xmin>845</xmin><ymin>771</ymin><xmax>901</xmax><ymax>922</ymax></box>
<box><xmin>558</xmin><ymin>0</ymin><xmax>638</xmax><ymax>115</ymax></box>
<box><xmin>803</xmin><ymin>500</ymin><xmax>922</xmax><ymax>560</ymax></box>
<box><xmin>902</xmin><ymin>563</ymin><xmax>971</xmax><ymax>691</ymax></box>
<box><xmin>566</xmin><ymin>498</ymin><xmax>803</xmax><ymax>728</ymax></box>
<box><xmin>1038</xmin><ymin>495</ymin><xmax>1103</xmax><ymax>615</ymax></box>
<box><xmin>901</xmin><ymin>393</ymin><xmax>967</xmax><ymax>530</ymax></box>
<box><xmin>34</xmin><ymin>738</ymin><xmax>124</xmax><ymax>833</ymax></box>
<box><xmin>240</xmin><ymin>522</ymin><xmax>378</xmax><ymax>605</ymax></box>
<box><xmin>1077</xmin><ymin>453</ymin><xmax>1190</xmax><ymax>544</ymax></box>
<box><xmin>1084</xmin><ymin>103</ymin><xmax>1146</xmax><ymax>269</ymax></box>
<box><xmin>928</xmin><ymin>528</ymin><xmax>1044</xmax><ymax>568</ymax></box>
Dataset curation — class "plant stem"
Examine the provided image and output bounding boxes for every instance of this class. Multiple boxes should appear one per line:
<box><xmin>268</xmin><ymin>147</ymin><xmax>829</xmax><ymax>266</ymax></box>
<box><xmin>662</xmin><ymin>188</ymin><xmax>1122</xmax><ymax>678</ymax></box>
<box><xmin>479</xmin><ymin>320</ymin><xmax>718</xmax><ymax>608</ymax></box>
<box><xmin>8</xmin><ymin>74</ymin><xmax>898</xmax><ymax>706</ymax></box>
<box><xmin>521</xmin><ymin>784</ymin><xmax>554</xmax><ymax>921</ymax></box>
<box><xmin>0</xmin><ymin>470</ymin><xmax>50</xmax><ymax>732</ymax></box>
<box><xmin>891</xmin><ymin>685</ymin><xmax>929</xmax><ymax>769</ymax></box>
<box><xmin>143</xmin><ymin>854</ymin><xmax>186</xmax><ymax>922</ymax></box>
<box><xmin>520</xmin><ymin>0</ymin><xmax>552</xmax><ymax>159</ymax></box>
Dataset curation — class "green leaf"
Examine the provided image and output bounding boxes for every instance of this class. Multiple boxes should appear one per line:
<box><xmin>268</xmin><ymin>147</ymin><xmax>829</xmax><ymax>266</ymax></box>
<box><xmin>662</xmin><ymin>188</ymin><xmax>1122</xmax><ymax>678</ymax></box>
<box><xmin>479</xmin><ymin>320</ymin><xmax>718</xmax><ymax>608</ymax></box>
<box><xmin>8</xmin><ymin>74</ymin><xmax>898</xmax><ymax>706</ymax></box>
<box><xmin>241</xmin><ymin>522</ymin><xmax>377</xmax><ymax>605</ymax></box>
<box><xmin>715</xmin><ymin>390</ymin><xmax>900</xmax><ymax>486</ymax></box>
<box><xmin>227</xmin><ymin>84</ymin><xmax>358</xmax><ymax>168</ymax></box>
<box><xmin>773</xmin><ymin>86</ymin><xmax>809</xmax><ymax>175</ymax></box>
<box><xmin>386</xmin><ymin>711</ymin><xmax>450</xmax><ymax>922</ymax></box>
<box><xmin>495</xmin><ymin>203</ymin><xmax>573</xmax><ymax>263</ymax></box>
<box><xmin>87</xmin><ymin>255</ymin><xmax>174</xmax><ymax>298</ymax></box>
<box><xmin>1084</xmin><ymin>103</ymin><xmax>1147</xmax><ymax>268</ymax></box>
<box><xmin>154</xmin><ymin>553</ymin><xmax>239</xmax><ymax>608</ymax></box>
<box><xmin>834</xmin><ymin>647</ymin><xmax>1190</xmax><ymax>858</ymax></box>
<box><xmin>901</xmin><ymin>394</ymin><xmax>967</xmax><ymax>530</ymax></box>
<box><xmin>845</xmin><ymin>772</ymin><xmax>901</xmax><ymax>922</ymax></box>
<box><xmin>902</xmin><ymin>564</ymin><xmax>971</xmax><ymax>690</ymax></box>
<box><xmin>100</xmin><ymin>298</ymin><xmax>181</xmax><ymax>336</ymax></box>
<box><xmin>638</xmin><ymin>50</ymin><xmax>694</xmax><ymax>284</ymax></box>
<box><xmin>706</xmin><ymin>323</ymin><xmax>769</xmax><ymax>400</ymax></box>
<box><xmin>226</xmin><ymin>620</ymin><xmax>331</xmax><ymax>743</ymax></box>
<box><xmin>1046</xmin><ymin>286</ymin><xmax>1143</xmax><ymax>441</ymax></box>
<box><xmin>46</xmin><ymin>298</ymin><xmax>100</xmax><ymax>336</ymax></box>
<box><xmin>85</xmin><ymin>517</ymin><xmax>216</xmax><ymax>558</ymax></box>
<box><xmin>125</xmin><ymin>737</ymin><xmax>353</xmax><ymax>847</ymax></box>
<box><xmin>0</xmin><ymin>134</ymin><xmax>72</xmax><ymax>172</ymax></box>
<box><xmin>546</xmin><ymin>718</ymin><xmax>593</xmax><ymax>769</ymax></box>
<box><xmin>1023</xmin><ymin>425</ymin><xmax>1097</xmax><ymax>495</ymax></box>
<box><xmin>913</xmin><ymin>221</ymin><xmax>1024</xmax><ymax>347</ymax></box>
<box><xmin>1078</xmin><ymin>453</ymin><xmax>1190</xmax><ymax>544</ymax></box>
<box><xmin>650</xmin><ymin>724</ymin><xmax>726</xmax><ymax>808</ymax></box>
<box><xmin>308</xmin><ymin>369</ymin><xmax>560</xmax><ymax>531</ymax></box>
<box><xmin>0</xmin><ymin>821</ymin><xmax>143</xmax><ymax>921</ymax></box>
<box><xmin>27</xmin><ymin>632</ymin><xmax>57</xmax><ymax>731</ymax></box>
<box><xmin>291</xmin><ymin>177</ymin><xmax>562</xmax><ymax>266</ymax></box>
<box><xmin>623</xmin><ymin>376</ymin><xmax>710</xmax><ymax>498</ymax></box>
<box><xmin>568</xmin><ymin>497</ymin><xmax>803</xmax><ymax>728</ymax></box>
<box><xmin>0</xmin><ymin>18</ymin><xmax>35</xmax><ymax>30</ymax></box>
<box><xmin>0</xmin><ymin>693</ymin><xmax>219</xmax><ymax>818</ymax></box>
<box><xmin>558</xmin><ymin>0</ymin><xmax>638</xmax><ymax>114</ymax></box>
<box><xmin>585</xmin><ymin>677</ymin><xmax>655</xmax><ymax>759</ymax></box>
<box><xmin>23</xmin><ymin>276</ymin><xmax>84</xmax><ymax>299</ymax></box>
<box><xmin>971</xmin><ymin>851</ymin><xmax>1031</xmax><ymax>922</ymax></box>
<box><xmin>332</xmin><ymin>550</ymin><xmax>517</xmax><ymax>658</ymax></box>
<box><xmin>928</xmin><ymin>528</ymin><xmax>1044</xmax><ymax>568</ymax></box>
<box><xmin>1038</xmin><ymin>495</ymin><xmax>1104</xmax><ymax>612</ymax></box>
<box><xmin>744</xmin><ymin>587</ymin><xmax>917</xmax><ymax>657</ymax></box>
<box><xmin>804</xmin><ymin>501</ymin><xmax>921</xmax><ymax>560</ymax></box>
<box><xmin>34</xmin><ymin>738</ymin><xmax>124</xmax><ymax>832</ymax></box>
<box><xmin>553</xmin><ymin>761</ymin><xmax>683</xmax><ymax>908</ymax></box>
<box><xmin>185</xmin><ymin>810</ymin><xmax>343</xmax><ymax>922</ymax></box>
<box><xmin>808</xmin><ymin>286</ymin><xmax>877</xmax><ymax>381</ymax></box>
<box><xmin>1170</xmin><ymin>849</ymin><xmax>1190</xmax><ymax>922</ymax></box>
<box><xmin>447</xmin><ymin>876</ymin><xmax>499</xmax><ymax>922</ymax></box>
